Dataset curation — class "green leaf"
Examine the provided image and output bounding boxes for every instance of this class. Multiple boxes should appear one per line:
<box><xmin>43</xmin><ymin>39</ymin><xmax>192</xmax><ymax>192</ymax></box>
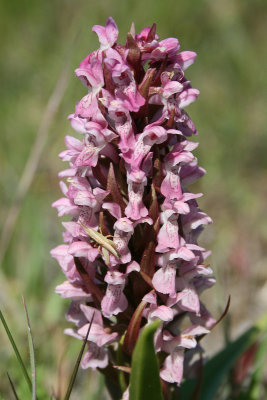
<box><xmin>129</xmin><ymin>319</ymin><xmax>164</xmax><ymax>400</ymax></box>
<box><xmin>0</xmin><ymin>309</ymin><xmax>32</xmax><ymax>394</ymax></box>
<box><xmin>180</xmin><ymin>312</ymin><xmax>267</xmax><ymax>400</ymax></box>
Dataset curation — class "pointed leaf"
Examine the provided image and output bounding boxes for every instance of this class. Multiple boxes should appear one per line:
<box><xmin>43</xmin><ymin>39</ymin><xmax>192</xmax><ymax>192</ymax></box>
<box><xmin>99</xmin><ymin>211</ymin><xmax>110</xmax><ymax>236</ymax></box>
<box><xmin>129</xmin><ymin>22</ymin><xmax>135</xmax><ymax>37</ymax></box>
<box><xmin>152</xmin><ymin>149</ymin><xmax>164</xmax><ymax>191</ymax></box>
<box><xmin>140</xmin><ymin>217</ymin><xmax>159</xmax><ymax>277</ymax></box>
<box><xmin>148</xmin><ymin>183</ymin><xmax>159</xmax><ymax>223</ymax></box>
<box><xmin>117</xmin><ymin>159</ymin><xmax>128</xmax><ymax>195</ymax></box>
<box><xmin>147</xmin><ymin>23</ymin><xmax>157</xmax><ymax>42</ymax></box>
<box><xmin>123</xmin><ymin>300</ymin><xmax>147</xmax><ymax>356</ymax></box>
<box><xmin>126</xmin><ymin>33</ymin><xmax>141</xmax><ymax>65</ymax></box>
<box><xmin>180</xmin><ymin>312</ymin><xmax>267</xmax><ymax>400</ymax></box>
<box><xmin>107</xmin><ymin>163</ymin><xmax>126</xmax><ymax>213</ymax></box>
<box><xmin>129</xmin><ymin>319</ymin><xmax>163</xmax><ymax>400</ymax></box>
<box><xmin>138</xmin><ymin>68</ymin><xmax>156</xmax><ymax>100</ymax></box>
<box><xmin>92</xmin><ymin>164</ymin><xmax>107</xmax><ymax>187</ymax></box>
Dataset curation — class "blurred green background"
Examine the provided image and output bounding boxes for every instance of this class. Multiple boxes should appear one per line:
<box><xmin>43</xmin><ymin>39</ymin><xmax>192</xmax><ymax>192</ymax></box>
<box><xmin>0</xmin><ymin>0</ymin><xmax>267</xmax><ymax>398</ymax></box>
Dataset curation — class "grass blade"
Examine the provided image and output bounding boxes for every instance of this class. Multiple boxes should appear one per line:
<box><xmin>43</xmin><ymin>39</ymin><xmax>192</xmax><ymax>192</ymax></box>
<box><xmin>0</xmin><ymin>309</ymin><xmax>32</xmax><ymax>393</ymax></box>
<box><xmin>7</xmin><ymin>372</ymin><xmax>20</xmax><ymax>400</ymax></box>
<box><xmin>63</xmin><ymin>312</ymin><xmax>95</xmax><ymax>400</ymax></box>
<box><xmin>22</xmin><ymin>295</ymin><xmax>37</xmax><ymax>400</ymax></box>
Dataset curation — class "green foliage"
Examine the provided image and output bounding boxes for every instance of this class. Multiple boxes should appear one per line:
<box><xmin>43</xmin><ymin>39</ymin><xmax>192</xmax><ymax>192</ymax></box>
<box><xmin>180</xmin><ymin>312</ymin><xmax>267</xmax><ymax>400</ymax></box>
<box><xmin>129</xmin><ymin>319</ymin><xmax>163</xmax><ymax>400</ymax></box>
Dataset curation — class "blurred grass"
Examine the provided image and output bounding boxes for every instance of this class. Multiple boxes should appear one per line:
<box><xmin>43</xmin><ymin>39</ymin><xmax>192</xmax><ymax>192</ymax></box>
<box><xmin>0</xmin><ymin>0</ymin><xmax>267</xmax><ymax>398</ymax></box>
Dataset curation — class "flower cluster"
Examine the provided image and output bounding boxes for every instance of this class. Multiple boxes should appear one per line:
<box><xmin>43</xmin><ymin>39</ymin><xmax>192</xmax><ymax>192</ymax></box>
<box><xmin>51</xmin><ymin>17</ymin><xmax>215</xmax><ymax>390</ymax></box>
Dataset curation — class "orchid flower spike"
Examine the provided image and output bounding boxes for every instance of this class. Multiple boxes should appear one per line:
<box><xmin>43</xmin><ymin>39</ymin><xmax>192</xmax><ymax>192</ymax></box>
<box><xmin>51</xmin><ymin>17</ymin><xmax>215</xmax><ymax>395</ymax></box>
